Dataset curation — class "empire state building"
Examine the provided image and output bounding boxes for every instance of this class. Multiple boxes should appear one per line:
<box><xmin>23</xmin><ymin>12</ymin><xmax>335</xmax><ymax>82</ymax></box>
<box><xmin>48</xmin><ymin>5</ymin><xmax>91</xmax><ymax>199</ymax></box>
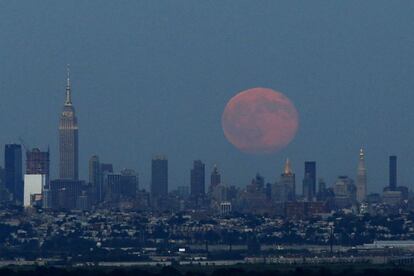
<box><xmin>59</xmin><ymin>68</ymin><xmax>79</xmax><ymax>180</ymax></box>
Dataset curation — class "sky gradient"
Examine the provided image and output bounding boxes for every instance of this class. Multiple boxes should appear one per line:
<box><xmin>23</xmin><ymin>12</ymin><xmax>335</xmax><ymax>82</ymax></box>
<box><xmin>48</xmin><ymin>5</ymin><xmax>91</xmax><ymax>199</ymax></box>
<box><xmin>1</xmin><ymin>1</ymin><xmax>414</xmax><ymax>192</ymax></box>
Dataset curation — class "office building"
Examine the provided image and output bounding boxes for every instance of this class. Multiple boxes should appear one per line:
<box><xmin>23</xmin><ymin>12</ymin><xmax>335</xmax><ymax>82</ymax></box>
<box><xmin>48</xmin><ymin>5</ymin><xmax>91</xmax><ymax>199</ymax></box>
<box><xmin>190</xmin><ymin>160</ymin><xmax>205</xmax><ymax>198</ymax></box>
<box><xmin>303</xmin><ymin>161</ymin><xmax>316</xmax><ymax>201</ymax></box>
<box><xmin>100</xmin><ymin>163</ymin><xmax>114</xmax><ymax>202</ymax></box>
<box><xmin>272</xmin><ymin>181</ymin><xmax>289</xmax><ymax>203</ymax></box>
<box><xmin>106</xmin><ymin>173</ymin><xmax>122</xmax><ymax>202</ymax></box>
<box><xmin>26</xmin><ymin>148</ymin><xmax>50</xmax><ymax>176</ymax></box>
<box><xmin>23</xmin><ymin>174</ymin><xmax>46</xmax><ymax>207</ymax></box>
<box><xmin>5</xmin><ymin>144</ymin><xmax>23</xmax><ymax>203</ymax></box>
<box><xmin>356</xmin><ymin>148</ymin><xmax>367</xmax><ymax>202</ymax></box>
<box><xmin>50</xmin><ymin>179</ymin><xmax>84</xmax><ymax>210</ymax></box>
<box><xmin>209</xmin><ymin>165</ymin><xmax>221</xmax><ymax>193</ymax></box>
<box><xmin>120</xmin><ymin>168</ymin><xmax>138</xmax><ymax>198</ymax></box>
<box><xmin>89</xmin><ymin>155</ymin><xmax>102</xmax><ymax>203</ymax></box>
<box><xmin>151</xmin><ymin>155</ymin><xmax>168</xmax><ymax>198</ymax></box>
<box><xmin>59</xmin><ymin>68</ymin><xmax>79</xmax><ymax>180</ymax></box>
<box><xmin>23</xmin><ymin>148</ymin><xmax>49</xmax><ymax>208</ymax></box>
<box><xmin>333</xmin><ymin>176</ymin><xmax>356</xmax><ymax>209</ymax></box>
<box><xmin>279</xmin><ymin>158</ymin><xmax>296</xmax><ymax>201</ymax></box>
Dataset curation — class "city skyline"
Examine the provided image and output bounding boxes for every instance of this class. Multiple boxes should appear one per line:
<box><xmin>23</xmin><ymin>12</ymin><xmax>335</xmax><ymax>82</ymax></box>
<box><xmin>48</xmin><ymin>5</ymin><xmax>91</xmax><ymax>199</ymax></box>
<box><xmin>1</xmin><ymin>1</ymin><xmax>414</xmax><ymax>192</ymax></box>
<box><xmin>2</xmin><ymin>2</ymin><xmax>414</xmax><ymax>272</ymax></box>
<box><xmin>0</xmin><ymin>69</ymin><xmax>409</xmax><ymax>193</ymax></box>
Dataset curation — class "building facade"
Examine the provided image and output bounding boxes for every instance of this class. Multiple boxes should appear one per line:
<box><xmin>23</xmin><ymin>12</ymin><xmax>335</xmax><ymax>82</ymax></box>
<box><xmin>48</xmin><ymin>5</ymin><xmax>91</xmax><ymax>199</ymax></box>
<box><xmin>5</xmin><ymin>144</ymin><xmax>23</xmax><ymax>203</ymax></box>
<box><xmin>279</xmin><ymin>158</ymin><xmax>296</xmax><ymax>201</ymax></box>
<box><xmin>190</xmin><ymin>160</ymin><xmax>205</xmax><ymax>198</ymax></box>
<box><xmin>303</xmin><ymin>161</ymin><xmax>316</xmax><ymax>201</ymax></box>
<box><xmin>209</xmin><ymin>165</ymin><xmax>221</xmax><ymax>193</ymax></box>
<box><xmin>50</xmin><ymin>179</ymin><xmax>84</xmax><ymax>210</ymax></box>
<box><xmin>151</xmin><ymin>155</ymin><xmax>168</xmax><ymax>198</ymax></box>
<box><xmin>23</xmin><ymin>174</ymin><xmax>46</xmax><ymax>207</ymax></box>
<box><xmin>356</xmin><ymin>148</ymin><xmax>367</xmax><ymax>202</ymax></box>
<box><xmin>89</xmin><ymin>155</ymin><xmax>102</xmax><ymax>203</ymax></box>
<box><xmin>26</xmin><ymin>148</ymin><xmax>50</xmax><ymax>176</ymax></box>
<box><xmin>59</xmin><ymin>69</ymin><xmax>79</xmax><ymax>180</ymax></box>
<box><xmin>333</xmin><ymin>176</ymin><xmax>356</xmax><ymax>209</ymax></box>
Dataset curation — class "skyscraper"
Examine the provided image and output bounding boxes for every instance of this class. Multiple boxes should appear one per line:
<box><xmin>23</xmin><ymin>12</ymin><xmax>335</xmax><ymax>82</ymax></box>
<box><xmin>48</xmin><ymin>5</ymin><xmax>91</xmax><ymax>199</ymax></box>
<box><xmin>50</xmin><ymin>179</ymin><xmax>84</xmax><ymax>210</ymax></box>
<box><xmin>356</xmin><ymin>148</ymin><xmax>367</xmax><ymax>202</ymax></box>
<box><xmin>23</xmin><ymin>175</ymin><xmax>46</xmax><ymax>208</ymax></box>
<box><xmin>89</xmin><ymin>155</ymin><xmax>102</xmax><ymax>203</ymax></box>
<box><xmin>280</xmin><ymin>158</ymin><xmax>296</xmax><ymax>201</ymax></box>
<box><xmin>333</xmin><ymin>175</ymin><xmax>356</xmax><ymax>208</ymax></box>
<box><xmin>151</xmin><ymin>155</ymin><xmax>168</xmax><ymax>198</ymax></box>
<box><xmin>272</xmin><ymin>159</ymin><xmax>296</xmax><ymax>203</ymax></box>
<box><xmin>303</xmin><ymin>161</ymin><xmax>316</xmax><ymax>201</ymax></box>
<box><xmin>389</xmin><ymin>155</ymin><xmax>397</xmax><ymax>190</ymax></box>
<box><xmin>190</xmin><ymin>160</ymin><xmax>205</xmax><ymax>198</ymax></box>
<box><xmin>59</xmin><ymin>67</ymin><xmax>79</xmax><ymax>180</ymax></box>
<box><xmin>120</xmin><ymin>168</ymin><xmax>138</xmax><ymax>198</ymax></box>
<box><xmin>5</xmin><ymin>144</ymin><xmax>23</xmax><ymax>203</ymax></box>
<box><xmin>100</xmin><ymin>163</ymin><xmax>113</xmax><ymax>202</ymax></box>
<box><xmin>106</xmin><ymin>173</ymin><xmax>122</xmax><ymax>202</ymax></box>
<box><xmin>24</xmin><ymin>148</ymin><xmax>49</xmax><ymax>208</ymax></box>
<box><xmin>210</xmin><ymin>165</ymin><xmax>221</xmax><ymax>193</ymax></box>
<box><xmin>26</xmin><ymin>148</ymin><xmax>50</xmax><ymax>176</ymax></box>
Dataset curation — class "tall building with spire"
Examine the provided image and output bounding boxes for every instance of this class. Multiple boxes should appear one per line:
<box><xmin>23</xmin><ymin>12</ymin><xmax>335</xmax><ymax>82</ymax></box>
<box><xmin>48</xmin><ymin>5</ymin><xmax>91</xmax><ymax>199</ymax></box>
<box><xmin>356</xmin><ymin>148</ymin><xmax>367</xmax><ymax>202</ymax></box>
<box><xmin>281</xmin><ymin>158</ymin><xmax>296</xmax><ymax>201</ymax></box>
<box><xmin>272</xmin><ymin>158</ymin><xmax>296</xmax><ymax>203</ymax></box>
<box><xmin>59</xmin><ymin>66</ymin><xmax>79</xmax><ymax>180</ymax></box>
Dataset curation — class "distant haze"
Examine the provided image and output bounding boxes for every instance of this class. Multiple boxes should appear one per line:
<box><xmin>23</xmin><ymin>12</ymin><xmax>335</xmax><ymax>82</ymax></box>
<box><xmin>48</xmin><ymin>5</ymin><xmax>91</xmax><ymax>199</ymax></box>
<box><xmin>1</xmin><ymin>1</ymin><xmax>414</xmax><ymax>192</ymax></box>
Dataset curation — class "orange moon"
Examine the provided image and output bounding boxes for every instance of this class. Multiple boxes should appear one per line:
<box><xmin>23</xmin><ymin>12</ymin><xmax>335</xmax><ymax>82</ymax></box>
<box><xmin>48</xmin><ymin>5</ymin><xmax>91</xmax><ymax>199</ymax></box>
<box><xmin>222</xmin><ymin>87</ymin><xmax>299</xmax><ymax>154</ymax></box>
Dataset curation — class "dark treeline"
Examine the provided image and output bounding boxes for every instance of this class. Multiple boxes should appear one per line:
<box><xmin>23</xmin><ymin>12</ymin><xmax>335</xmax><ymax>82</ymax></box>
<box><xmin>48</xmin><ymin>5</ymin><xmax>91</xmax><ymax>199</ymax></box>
<box><xmin>1</xmin><ymin>267</ymin><xmax>414</xmax><ymax>276</ymax></box>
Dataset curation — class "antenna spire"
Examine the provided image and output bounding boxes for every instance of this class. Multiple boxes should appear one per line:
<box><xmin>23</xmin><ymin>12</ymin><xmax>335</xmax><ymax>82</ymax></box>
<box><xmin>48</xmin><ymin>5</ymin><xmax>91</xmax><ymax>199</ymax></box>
<box><xmin>284</xmin><ymin>158</ymin><xmax>292</xmax><ymax>175</ymax></box>
<box><xmin>65</xmin><ymin>64</ymin><xmax>72</xmax><ymax>105</ymax></box>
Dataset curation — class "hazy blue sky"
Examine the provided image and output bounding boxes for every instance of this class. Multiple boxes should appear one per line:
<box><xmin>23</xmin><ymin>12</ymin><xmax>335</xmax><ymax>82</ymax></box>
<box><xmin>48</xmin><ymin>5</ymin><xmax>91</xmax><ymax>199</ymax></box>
<box><xmin>1</xmin><ymin>1</ymin><xmax>414</xmax><ymax>192</ymax></box>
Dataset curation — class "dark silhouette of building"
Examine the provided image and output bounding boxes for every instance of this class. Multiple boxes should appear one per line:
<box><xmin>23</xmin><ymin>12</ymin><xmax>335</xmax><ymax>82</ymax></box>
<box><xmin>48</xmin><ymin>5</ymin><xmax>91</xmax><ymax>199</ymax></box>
<box><xmin>151</xmin><ymin>155</ymin><xmax>168</xmax><ymax>198</ymax></box>
<box><xmin>50</xmin><ymin>179</ymin><xmax>84</xmax><ymax>210</ymax></box>
<box><xmin>26</xmin><ymin>148</ymin><xmax>50</xmax><ymax>176</ymax></box>
<box><xmin>251</xmin><ymin>173</ymin><xmax>265</xmax><ymax>191</ymax></box>
<box><xmin>303</xmin><ymin>161</ymin><xmax>316</xmax><ymax>201</ymax></box>
<box><xmin>190</xmin><ymin>160</ymin><xmax>205</xmax><ymax>198</ymax></box>
<box><xmin>89</xmin><ymin>155</ymin><xmax>102</xmax><ymax>203</ymax></box>
<box><xmin>100</xmin><ymin>163</ymin><xmax>114</xmax><ymax>203</ymax></box>
<box><xmin>317</xmin><ymin>178</ymin><xmax>329</xmax><ymax>201</ymax></box>
<box><xmin>101</xmin><ymin>163</ymin><xmax>114</xmax><ymax>173</ymax></box>
<box><xmin>0</xmin><ymin>166</ymin><xmax>9</xmax><ymax>202</ymax></box>
<box><xmin>106</xmin><ymin>173</ymin><xmax>122</xmax><ymax>202</ymax></box>
<box><xmin>59</xmin><ymin>67</ymin><xmax>79</xmax><ymax>180</ymax></box>
<box><xmin>106</xmin><ymin>169</ymin><xmax>138</xmax><ymax>203</ymax></box>
<box><xmin>120</xmin><ymin>169</ymin><xmax>138</xmax><ymax>198</ymax></box>
<box><xmin>209</xmin><ymin>165</ymin><xmax>221</xmax><ymax>193</ymax></box>
<box><xmin>389</xmin><ymin>155</ymin><xmax>397</xmax><ymax>190</ymax></box>
<box><xmin>5</xmin><ymin>144</ymin><xmax>23</xmax><ymax>203</ymax></box>
<box><xmin>285</xmin><ymin>201</ymin><xmax>326</xmax><ymax>219</ymax></box>
<box><xmin>101</xmin><ymin>163</ymin><xmax>113</xmax><ymax>174</ymax></box>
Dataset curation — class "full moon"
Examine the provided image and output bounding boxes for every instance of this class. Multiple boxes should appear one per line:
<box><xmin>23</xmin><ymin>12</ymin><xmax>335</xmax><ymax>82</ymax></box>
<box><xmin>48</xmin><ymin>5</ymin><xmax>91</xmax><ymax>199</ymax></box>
<box><xmin>222</xmin><ymin>87</ymin><xmax>299</xmax><ymax>154</ymax></box>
